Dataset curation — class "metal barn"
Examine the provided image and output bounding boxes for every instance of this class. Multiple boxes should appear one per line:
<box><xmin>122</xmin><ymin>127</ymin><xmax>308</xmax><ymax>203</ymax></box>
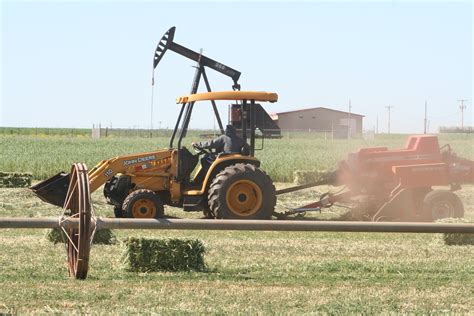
<box><xmin>271</xmin><ymin>107</ymin><xmax>364</xmax><ymax>136</ymax></box>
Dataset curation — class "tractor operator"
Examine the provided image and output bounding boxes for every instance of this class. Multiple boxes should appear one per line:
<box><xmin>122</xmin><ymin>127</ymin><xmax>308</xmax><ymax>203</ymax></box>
<box><xmin>192</xmin><ymin>125</ymin><xmax>249</xmax><ymax>184</ymax></box>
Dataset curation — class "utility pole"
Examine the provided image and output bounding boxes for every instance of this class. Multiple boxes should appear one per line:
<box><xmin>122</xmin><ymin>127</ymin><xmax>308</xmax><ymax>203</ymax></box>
<box><xmin>458</xmin><ymin>99</ymin><xmax>468</xmax><ymax>128</ymax></box>
<box><xmin>150</xmin><ymin>72</ymin><xmax>155</xmax><ymax>138</ymax></box>
<box><xmin>376</xmin><ymin>116</ymin><xmax>379</xmax><ymax>134</ymax></box>
<box><xmin>424</xmin><ymin>100</ymin><xmax>428</xmax><ymax>134</ymax></box>
<box><xmin>385</xmin><ymin>105</ymin><xmax>394</xmax><ymax>134</ymax></box>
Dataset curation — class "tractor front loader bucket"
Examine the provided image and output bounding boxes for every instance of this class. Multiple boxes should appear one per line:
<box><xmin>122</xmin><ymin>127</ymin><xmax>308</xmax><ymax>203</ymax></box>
<box><xmin>30</xmin><ymin>172</ymin><xmax>70</xmax><ymax>207</ymax></box>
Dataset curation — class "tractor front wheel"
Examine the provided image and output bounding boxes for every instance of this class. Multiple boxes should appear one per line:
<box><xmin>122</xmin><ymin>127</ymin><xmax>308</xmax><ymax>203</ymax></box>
<box><xmin>122</xmin><ymin>189</ymin><xmax>164</xmax><ymax>219</ymax></box>
<box><xmin>208</xmin><ymin>163</ymin><xmax>276</xmax><ymax>219</ymax></box>
<box><xmin>422</xmin><ymin>190</ymin><xmax>464</xmax><ymax>221</ymax></box>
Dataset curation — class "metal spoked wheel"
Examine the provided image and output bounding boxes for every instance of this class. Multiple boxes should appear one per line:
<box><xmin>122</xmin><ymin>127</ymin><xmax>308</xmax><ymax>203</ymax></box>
<box><xmin>422</xmin><ymin>189</ymin><xmax>464</xmax><ymax>222</ymax></box>
<box><xmin>60</xmin><ymin>163</ymin><xmax>92</xmax><ymax>279</ymax></box>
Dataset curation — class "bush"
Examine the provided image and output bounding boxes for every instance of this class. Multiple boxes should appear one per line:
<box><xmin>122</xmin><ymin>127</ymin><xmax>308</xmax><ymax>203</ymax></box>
<box><xmin>46</xmin><ymin>228</ymin><xmax>117</xmax><ymax>245</ymax></box>
<box><xmin>437</xmin><ymin>218</ymin><xmax>474</xmax><ymax>246</ymax></box>
<box><xmin>124</xmin><ymin>238</ymin><xmax>207</xmax><ymax>272</ymax></box>
<box><xmin>0</xmin><ymin>172</ymin><xmax>32</xmax><ymax>188</ymax></box>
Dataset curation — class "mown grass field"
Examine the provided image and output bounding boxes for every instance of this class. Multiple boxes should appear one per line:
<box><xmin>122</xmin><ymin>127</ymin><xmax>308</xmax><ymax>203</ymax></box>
<box><xmin>0</xmin><ymin>131</ymin><xmax>473</xmax><ymax>313</ymax></box>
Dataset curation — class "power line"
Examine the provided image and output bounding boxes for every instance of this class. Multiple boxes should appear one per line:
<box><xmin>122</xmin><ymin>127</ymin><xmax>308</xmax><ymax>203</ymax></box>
<box><xmin>428</xmin><ymin>112</ymin><xmax>459</xmax><ymax>120</ymax></box>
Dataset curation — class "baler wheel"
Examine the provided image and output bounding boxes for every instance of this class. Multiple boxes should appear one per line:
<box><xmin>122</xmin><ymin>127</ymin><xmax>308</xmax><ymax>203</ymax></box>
<box><xmin>61</xmin><ymin>163</ymin><xmax>92</xmax><ymax>279</ymax></box>
<box><xmin>422</xmin><ymin>190</ymin><xmax>464</xmax><ymax>221</ymax></box>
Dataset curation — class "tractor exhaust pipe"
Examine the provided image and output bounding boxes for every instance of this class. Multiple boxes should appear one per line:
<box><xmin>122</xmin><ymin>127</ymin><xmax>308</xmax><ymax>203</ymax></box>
<box><xmin>30</xmin><ymin>172</ymin><xmax>69</xmax><ymax>207</ymax></box>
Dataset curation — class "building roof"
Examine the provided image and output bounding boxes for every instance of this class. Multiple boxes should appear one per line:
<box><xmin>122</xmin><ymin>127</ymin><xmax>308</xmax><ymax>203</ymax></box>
<box><xmin>273</xmin><ymin>107</ymin><xmax>364</xmax><ymax>118</ymax></box>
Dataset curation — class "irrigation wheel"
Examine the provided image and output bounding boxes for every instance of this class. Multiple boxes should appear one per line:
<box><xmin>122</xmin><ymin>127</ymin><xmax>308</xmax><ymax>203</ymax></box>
<box><xmin>60</xmin><ymin>163</ymin><xmax>93</xmax><ymax>279</ymax></box>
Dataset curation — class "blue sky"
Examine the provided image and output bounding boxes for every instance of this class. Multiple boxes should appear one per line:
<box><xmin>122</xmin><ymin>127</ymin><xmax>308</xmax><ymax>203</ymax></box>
<box><xmin>1</xmin><ymin>1</ymin><xmax>472</xmax><ymax>133</ymax></box>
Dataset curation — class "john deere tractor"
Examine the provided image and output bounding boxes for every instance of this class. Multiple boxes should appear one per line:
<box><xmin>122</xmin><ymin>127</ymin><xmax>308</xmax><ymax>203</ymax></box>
<box><xmin>32</xmin><ymin>91</ymin><xmax>278</xmax><ymax>219</ymax></box>
<box><xmin>31</xmin><ymin>26</ymin><xmax>279</xmax><ymax>220</ymax></box>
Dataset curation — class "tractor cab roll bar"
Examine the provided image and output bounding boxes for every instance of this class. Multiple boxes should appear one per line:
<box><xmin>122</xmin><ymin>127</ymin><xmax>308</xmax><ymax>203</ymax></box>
<box><xmin>153</xmin><ymin>27</ymin><xmax>280</xmax><ymax>153</ymax></box>
<box><xmin>175</xmin><ymin>91</ymin><xmax>278</xmax><ymax>157</ymax></box>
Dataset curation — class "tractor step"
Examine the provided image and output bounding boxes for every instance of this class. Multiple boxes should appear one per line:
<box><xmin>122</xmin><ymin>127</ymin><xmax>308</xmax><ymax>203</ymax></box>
<box><xmin>182</xmin><ymin>195</ymin><xmax>205</xmax><ymax>212</ymax></box>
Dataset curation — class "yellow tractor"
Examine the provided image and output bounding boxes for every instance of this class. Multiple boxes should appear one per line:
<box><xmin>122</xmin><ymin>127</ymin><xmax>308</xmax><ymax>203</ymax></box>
<box><xmin>32</xmin><ymin>26</ymin><xmax>280</xmax><ymax>220</ymax></box>
<box><xmin>32</xmin><ymin>91</ymin><xmax>278</xmax><ymax>220</ymax></box>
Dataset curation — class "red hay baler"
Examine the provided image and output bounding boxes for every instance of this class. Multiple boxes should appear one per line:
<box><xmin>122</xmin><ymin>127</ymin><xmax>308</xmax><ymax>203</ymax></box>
<box><xmin>290</xmin><ymin>135</ymin><xmax>474</xmax><ymax>222</ymax></box>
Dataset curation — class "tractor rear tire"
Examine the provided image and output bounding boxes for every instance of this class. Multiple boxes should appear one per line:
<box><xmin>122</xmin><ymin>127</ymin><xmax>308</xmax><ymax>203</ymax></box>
<box><xmin>422</xmin><ymin>190</ymin><xmax>464</xmax><ymax>221</ymax></box>
<box><xmin>208</xmin><ymin>163</ymin><xmax>276</xmax><ymax>219</ymax></box>
<box><xmin>122</xmin><ymin>189</ymin><xmax>164</xmax><ymax>219</ymax></box>
<box><xmin>114</xmin><ymin>206</ymin><xmax>124</xmax><ymax>218</ymax></box>
<box><xmin>202</xmin><ymin>205</ymin><xmax>215</xmax><ymax>219</ymax></box>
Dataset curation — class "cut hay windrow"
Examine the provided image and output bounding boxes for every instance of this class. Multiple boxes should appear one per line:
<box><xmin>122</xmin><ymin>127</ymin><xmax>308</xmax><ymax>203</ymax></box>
<box><xmin>124</xmin><ymin>237</ymin><xmax>207</xmax><ymax>272</ymax></box>
<box><xmin>0</xmin><ymin>172</ymin><xmax>32</xmax><ymax>188</ymax></box>
<box><xmin>293</xmin><ymin>170</ymin><xmax>332</xmax><ymax>185</ymax></box>
<box><xmin>438</xmin><ymin>218</ymin><xmax>474</xmax><ymax>246</ymax></box>
<box><xmin>46</xmin><ymin>227</ymin><xmax>117</xmax><ymax>245</ymax></box>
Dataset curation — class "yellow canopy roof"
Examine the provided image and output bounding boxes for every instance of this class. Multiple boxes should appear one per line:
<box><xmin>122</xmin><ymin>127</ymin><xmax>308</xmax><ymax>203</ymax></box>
<box><xmin>176</xmin><ymin>91</ymin><xmax>278</xmax><ymax>104</ymax></box>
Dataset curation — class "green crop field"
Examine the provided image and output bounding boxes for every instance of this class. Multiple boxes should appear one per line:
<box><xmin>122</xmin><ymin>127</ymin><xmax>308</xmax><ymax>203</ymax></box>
<box><xmin>0</xmin><ymin>131</ymin><xmax>473</xmax><ymax>313</ymax></box>
<box><xmin>0</xmin><ymin>131</ymin><xmax>472</xmax><ymax>182</ymax></box>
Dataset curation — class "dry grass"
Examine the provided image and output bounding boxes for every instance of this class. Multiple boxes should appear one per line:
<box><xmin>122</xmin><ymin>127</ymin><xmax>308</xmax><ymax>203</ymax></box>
<box><xmin>0</xmin><ymin>133</ymin><xmax>473</xmax><ymax>313</ymax></box>
<box><xmin>0</xmin><ymin>185</ymin><xmax>473</xmax><ymax>313</ymax></box>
